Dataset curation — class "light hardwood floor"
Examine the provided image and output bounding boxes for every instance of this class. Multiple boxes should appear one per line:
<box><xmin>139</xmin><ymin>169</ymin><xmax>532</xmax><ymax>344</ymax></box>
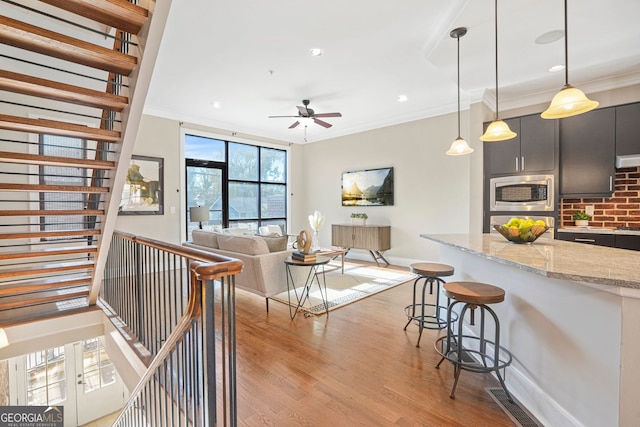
<box><xmin>231</xmin><ymin>260</ymin><xmax>518</xmax><ymax>426</ymax></box>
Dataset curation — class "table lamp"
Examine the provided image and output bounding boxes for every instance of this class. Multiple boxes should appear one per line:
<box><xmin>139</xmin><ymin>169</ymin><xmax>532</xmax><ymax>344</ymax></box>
<box><xmin>190</xmin><ymin>206</ymin><xmax>209</xmax><ymax>229</ymax></box>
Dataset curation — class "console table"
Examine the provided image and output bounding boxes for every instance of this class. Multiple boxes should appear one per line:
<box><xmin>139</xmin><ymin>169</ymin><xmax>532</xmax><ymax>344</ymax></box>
<box><xmin>331</xmin><ymin>224</ymin><xmax>391</xmax><ymax>266</ymax></box>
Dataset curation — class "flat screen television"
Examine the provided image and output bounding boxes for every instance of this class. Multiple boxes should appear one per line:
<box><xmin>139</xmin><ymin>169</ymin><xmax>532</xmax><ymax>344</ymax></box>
<box><xmin>341</xmin><ymin>167</ymin><xmax>394</xmax><ymax>206</ymax></box>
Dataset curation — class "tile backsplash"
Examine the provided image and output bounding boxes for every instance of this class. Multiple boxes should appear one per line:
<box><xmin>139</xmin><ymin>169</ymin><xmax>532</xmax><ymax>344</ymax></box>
<box><xmin>561</xmin><ymin>166</ymin><xmax>640</xmax><ymax>228</ymax></box>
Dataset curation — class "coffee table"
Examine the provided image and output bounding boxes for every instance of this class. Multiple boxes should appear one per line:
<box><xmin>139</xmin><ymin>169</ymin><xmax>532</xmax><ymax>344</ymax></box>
<box><xmin>315</xmin><ymin>247</ymin><xmax>348</xmax><ymax>273</ymax></box>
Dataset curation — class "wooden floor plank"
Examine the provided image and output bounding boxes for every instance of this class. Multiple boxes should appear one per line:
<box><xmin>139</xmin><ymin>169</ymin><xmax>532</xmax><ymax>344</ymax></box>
<box><xmin>229</xmin><ymin>260</ymin><xmax>519</xmax><ymax>426</ymax></box>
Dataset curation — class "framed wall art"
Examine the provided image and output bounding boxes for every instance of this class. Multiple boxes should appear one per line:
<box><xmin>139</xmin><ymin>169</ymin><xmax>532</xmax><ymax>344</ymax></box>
<box><xmin>119</xmin><ymin>155</ymin><xmax>164</xmax><ymax>215</ymax></box>
<box><xmin>341</xmin><ymin>167</ymin><xmax>394</xmax><ymax>206</ymax></box>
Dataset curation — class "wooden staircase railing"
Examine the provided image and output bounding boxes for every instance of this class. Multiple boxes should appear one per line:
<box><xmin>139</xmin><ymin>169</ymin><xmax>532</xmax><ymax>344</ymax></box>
<box><xmin>0</xmin><ymin>0</ymin><xmax>154</xmax><ymax>326</ymax></box>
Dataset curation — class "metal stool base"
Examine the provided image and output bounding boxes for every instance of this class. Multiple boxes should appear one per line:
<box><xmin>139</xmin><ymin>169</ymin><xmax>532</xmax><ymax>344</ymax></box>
<box><xmin>434</xmin><ymin>301</ymin><xmax>514</xmax><ymax>402</ymax></box>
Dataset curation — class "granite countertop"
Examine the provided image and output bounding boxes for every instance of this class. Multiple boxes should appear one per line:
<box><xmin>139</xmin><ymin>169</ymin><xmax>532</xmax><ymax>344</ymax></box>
<box><xmin>557</xmin><ymin>227</ymin><xmax>640</xmax><ymax>235</ymax></box>
<box><xmin>420</xmin><ymin>233</ymin><xmax>640</xmax><ymax>289</ymax></box>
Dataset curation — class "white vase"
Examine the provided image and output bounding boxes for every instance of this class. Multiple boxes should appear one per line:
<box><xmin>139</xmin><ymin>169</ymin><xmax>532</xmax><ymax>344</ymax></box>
<box><xmin>575</xmin><ymin>220</ymin><xmax>589</xmax><ymax>227</ymax></box>
<box><xmin>311</xmin><ymin>230</ymin><xmax>320</xmax><ymax>251</ymax></box>
<box><xmin>351</xmin><ymin>218</ymin><xmax>366</xmax><ymax>226</ymax></box>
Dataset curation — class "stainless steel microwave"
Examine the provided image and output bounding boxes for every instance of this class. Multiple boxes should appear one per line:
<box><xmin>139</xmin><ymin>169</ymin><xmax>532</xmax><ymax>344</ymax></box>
<box><xmin>489</xmin><ymin>174</ymin><xmax>554</xmax><ymax>211</ymax></box>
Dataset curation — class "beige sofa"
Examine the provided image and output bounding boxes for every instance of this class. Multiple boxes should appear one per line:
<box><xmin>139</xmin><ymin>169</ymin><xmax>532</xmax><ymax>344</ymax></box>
<box><xmin>183</xmin><ymin>230</ymin><xmax>299</xmax><ymax>311</ymax></box>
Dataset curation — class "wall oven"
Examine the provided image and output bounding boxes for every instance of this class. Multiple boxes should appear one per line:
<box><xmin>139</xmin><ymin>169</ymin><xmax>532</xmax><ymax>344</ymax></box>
<box><xmin>489</xmin><ymin>174</ymin><xmax>554</xmax><ymax>212</ymax></box>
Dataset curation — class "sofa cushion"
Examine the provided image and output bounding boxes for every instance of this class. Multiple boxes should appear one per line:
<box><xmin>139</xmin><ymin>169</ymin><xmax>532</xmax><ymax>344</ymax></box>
<box><xmin>192</xmin><ymin>229</ymin><xmax>221</xmax><ymax>249</ymax></box>
<box><xmin>217</xmin><ymin>234</ymin><xmax>270</xmax><ymax>255</ymax></box>
<box><xmin>262</xmin><ymin>235</ymin><xmax>288</xmax><ymax>252</ymax></box>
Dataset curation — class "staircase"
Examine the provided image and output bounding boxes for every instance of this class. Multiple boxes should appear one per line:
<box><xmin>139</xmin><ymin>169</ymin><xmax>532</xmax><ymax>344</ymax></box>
<box><xmin>0</xmin><ymin>0</ymin><xmax>161</xmax><ymax>326</ymax></box>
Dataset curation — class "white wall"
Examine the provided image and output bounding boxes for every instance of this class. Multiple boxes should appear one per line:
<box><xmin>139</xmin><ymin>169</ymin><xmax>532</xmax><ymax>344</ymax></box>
<box><xmin>115</xmin><ymin>115</ymin><xmax>183</xmax><ymax>243</ymax></box>
<box><xmin>295</xmin><ymin>110</ymin><xmax>474</xmax><ymax>265</ymax></box>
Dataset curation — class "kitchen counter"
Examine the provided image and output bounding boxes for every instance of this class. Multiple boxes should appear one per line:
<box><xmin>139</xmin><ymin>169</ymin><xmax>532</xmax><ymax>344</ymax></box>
<box><xmin>558</xmin><ymin>226</ymin><xmax>640</xmax><ymax>235</ymax></box>
<box><xmin>420</xmin><ymin>233</ymin><xmax>640</xmax><ymax>289</ymax></box>
<box><xmin>420</xmin><ymin>232</ymin><xmax>640</xmax><ymax>427</ymax></box>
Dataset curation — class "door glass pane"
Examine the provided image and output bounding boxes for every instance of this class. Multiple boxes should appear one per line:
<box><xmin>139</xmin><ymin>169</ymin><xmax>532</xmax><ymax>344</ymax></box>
<box><xmin>186</xmin><ymin>166</ymin><xmax>223</xmax><ymax>236</ymax></box>
<box><xmin>81</xmin><ymin>337</ymin><xmax>115</xmax><ymax>394</ymax></box>
<box><xmin>48</xmin><ymin>382</ymin><xmax>66</xmax><ymax>404</ymax></box>
<box><xmin>83</xmin><ymin>350</ymin><xmax>99</xmax><ymax>372</ymax></box>
<box><xmin>229</xmin><ymin>182</ymin><xmax>258</xmax><ymax>220</ymax></box>
<box><xmin>260</xmin><ymin>147</ymin><xmax>286</xmax><ymax>183</ymax></box>
<box><xmin>27</xmin><ymin>387</ymin><xmax>47</xmax><ymax>406</ymax></box>
<box><xmin>185</xmin><ymin>134</ymin><xmax>225</xmax><ymax>162</ymax></box>
<box><xmin>229</xmin><ymin>143</ymin><xmax>258</xmax><ymax>181</ymax></box>
<box><xmin>84</xmin><ymin>370</ymin><xmax>100</xmax><ymax>393</ymax></box>
<box><xmin>261</xmin><ymin>184</ymin><xmax>285</xmax><ymax>218</ymax></box>
<box><xmin>25</xmin><ymin>346</ymin><xmax>66</xmax><ymax>406</ymax></box>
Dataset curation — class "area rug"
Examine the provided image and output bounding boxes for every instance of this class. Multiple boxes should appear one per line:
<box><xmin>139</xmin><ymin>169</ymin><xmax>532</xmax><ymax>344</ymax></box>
<box><xmin>270</xmin><ymin>261</ymin><xmax>416</xmax><ymax>315</ymax></box>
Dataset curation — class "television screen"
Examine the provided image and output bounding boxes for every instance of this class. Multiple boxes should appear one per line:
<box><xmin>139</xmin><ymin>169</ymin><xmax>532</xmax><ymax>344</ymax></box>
<box><xmin>341</xmin><ymin>167</ymin><xmax>394</xmax><ymax>206</ymax></box>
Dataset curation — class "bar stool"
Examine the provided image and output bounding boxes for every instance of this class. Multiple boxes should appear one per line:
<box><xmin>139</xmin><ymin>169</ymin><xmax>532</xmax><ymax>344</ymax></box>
<box><xmin>403</xmin><ymin>262</ymin><xmax>456</xmax><ymax>347</ymax></box>
<box><xmin>434</xmin><ymin>281</ymin><xmax>514</xmax><ymax>402</ymax></box>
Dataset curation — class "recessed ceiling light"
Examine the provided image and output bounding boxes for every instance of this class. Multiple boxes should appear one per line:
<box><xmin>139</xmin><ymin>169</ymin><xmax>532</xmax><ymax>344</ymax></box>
<box><xmin>535</xmin><ymin>29</ymin><xmax>564</xmax><ymax>45</ymax></box>
<box><xmin>309</xmin><ymin>48</ymin><xmax>323</xmax><ymax>57</ymax></box>
<box><xmin>397</xmin><ymin>95</ymin><xmax>408</xmax><ymax>102</ymax></box>
<box><xmin>212</xmin><ymin>102</ymin><xmax>221</xmax><ymax>108</ymax></box>
<box><xmin>549</xmin><ymin>64</ymin><xmax>565</xmax><ymax>73</ymax></box>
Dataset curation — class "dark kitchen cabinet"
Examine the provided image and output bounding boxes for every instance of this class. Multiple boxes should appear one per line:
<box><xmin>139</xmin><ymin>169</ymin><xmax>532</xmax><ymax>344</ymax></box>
<box><xmin>556</xmin><ymin>232</ymin><xmax>615</xmax><ymax>247</ymax></box>
<box><xmin>560</xmin><ymin>107</ymin><xmax>615</xmax><ymax>197</ymax></box>
<box><xmin>615</xmin><ymin>235</ymin><xmax>640</xmax><ymax>251</ymax></box>
<box><xmin>484</xmin><ymin>114</ymin><xmax>556</xmax><ymax>176</ymax></box>
<box><xmin>615</xmin><ymin>103</ymin><xmax>640</xmax><ymax>156</ymax></box>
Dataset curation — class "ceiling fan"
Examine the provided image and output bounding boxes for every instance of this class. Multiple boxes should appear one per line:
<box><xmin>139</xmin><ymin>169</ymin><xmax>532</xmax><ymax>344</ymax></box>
<box><xmin>269</xmin><ymin>99</ymin><xmax>342</xmax><ymax>129</ymax></box>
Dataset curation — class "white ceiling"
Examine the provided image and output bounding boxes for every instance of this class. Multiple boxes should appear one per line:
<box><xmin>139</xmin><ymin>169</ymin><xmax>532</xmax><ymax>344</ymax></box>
<box><xmin>144</xmin><ymin>0</ymin><xmax>640</xmax><ymax>144</ymax></box>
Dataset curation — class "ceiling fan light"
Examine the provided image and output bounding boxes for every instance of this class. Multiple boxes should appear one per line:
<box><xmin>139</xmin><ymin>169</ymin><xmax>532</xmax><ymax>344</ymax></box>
<box><xmin>541</xmin><ymin>85</ymin><xmax>599</xmax><ymax>119</ymax></box>
<box><xmin>446</xmin><ymin>137</ymin><xmax>474</xmax><ymax>156</ymax></box>
<box><xmin>480</xmin><ymin>119</ymin><xmax>517</xmax><ymax>141</ymax></box>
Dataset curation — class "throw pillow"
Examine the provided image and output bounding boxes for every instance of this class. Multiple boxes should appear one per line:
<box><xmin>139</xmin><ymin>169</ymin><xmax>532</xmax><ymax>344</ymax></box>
<box><xmin>262</xmin><ymin>235</ymin><xmax>288</xmax><ymax>252</ymax></box>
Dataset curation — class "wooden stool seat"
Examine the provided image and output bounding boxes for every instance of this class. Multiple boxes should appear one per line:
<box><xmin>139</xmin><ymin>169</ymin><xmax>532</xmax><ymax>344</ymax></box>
<box><xmin>410</xmin><ymin>262</ymin><xmax>454</xmax><ymax>277</ymax></box>
<box><xmin>443</xmin><ymin>281</ymin><xmax>504</xmax><ymax>305</ymax></box>
<box><xmin>404</xmin><ymin>262</ymin><xmax>456</xmax><ymax>347</ymax></box>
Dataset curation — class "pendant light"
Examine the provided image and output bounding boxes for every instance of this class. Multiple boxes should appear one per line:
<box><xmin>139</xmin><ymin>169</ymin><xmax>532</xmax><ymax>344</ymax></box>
<box><xmin>446</xmin><ymin>27</ymin><xmax>473</xmax><ymax>156</ymax></box>
<box><xmin>480</xmin><ymin>0</ymin><xmax>516</xmax><ymax>142</ymax></box>
<box><xmin>541</xmin><ymin>0</ymin><xmax>598</xmax><ymax>119</ymax></box>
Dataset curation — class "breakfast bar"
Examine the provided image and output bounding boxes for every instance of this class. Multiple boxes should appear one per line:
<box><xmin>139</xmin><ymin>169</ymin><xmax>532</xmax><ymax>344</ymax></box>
<box><xmin>420</xmin><ymin>233</ymin><xmax>640</xmax><ymax>427</ymax></box>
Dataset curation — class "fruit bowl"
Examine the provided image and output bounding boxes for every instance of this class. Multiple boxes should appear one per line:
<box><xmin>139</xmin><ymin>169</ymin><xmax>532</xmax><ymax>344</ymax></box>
<box><xmin>493</xmin><ymin>224</ymin><xmax>549</xmax><ymax>244</ymax></box>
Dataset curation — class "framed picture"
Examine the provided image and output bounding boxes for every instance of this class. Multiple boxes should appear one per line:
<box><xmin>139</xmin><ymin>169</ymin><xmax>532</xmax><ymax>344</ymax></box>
<box><xmin>119</xmin><ymin>155</ymin><xmax>164</xmax><ymax>215</ymax></box>
<box><xmin>341</xmin><ymin>167</ymin><xmax>394</xmax><ymax>206</ymax></box>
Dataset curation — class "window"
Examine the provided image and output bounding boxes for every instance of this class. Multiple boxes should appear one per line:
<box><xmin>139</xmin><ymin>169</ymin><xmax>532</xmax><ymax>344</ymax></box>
<box><xmin>39</xmin><ymin>134</ymin><xmax>88</xmax><ymax>238</ymax></box>
<box><xmin>81</xmin><ymin>337</ymin><xmax>116</xmax><ymax>393</ymax></box>
<box><xmin>25</xmin><ymin>346</ymin><xmax>66</xmax><ymax>406</ymax></box>
<box><xmin>184</xmin><ymin>134</ymin><xmax>287</xmax><ymax>236</ymax></box>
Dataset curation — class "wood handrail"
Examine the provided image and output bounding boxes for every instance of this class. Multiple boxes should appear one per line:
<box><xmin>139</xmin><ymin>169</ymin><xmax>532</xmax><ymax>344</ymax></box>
<box><xmin>114</xmin><ymin>231</ymin><xmax>245</xmax><ymax>276</ymax></box>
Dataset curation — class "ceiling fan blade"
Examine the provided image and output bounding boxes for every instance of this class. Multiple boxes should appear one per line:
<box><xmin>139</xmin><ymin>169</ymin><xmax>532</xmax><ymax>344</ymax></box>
<box><xmin>313</xmin><ymin>112</ymin><xmax>342</xmax><ymax>118</ymax></box>
<box><xmin>296</xmin><ymin>105</ymin><xmax>310</xmax><ymax>117</ymax></box>
<box><xmin>288</xmin><ymin>121</ymin><xmax>300</xmax><ymax>129</ymax></box>
<box><xmin>313</xmin><ymin>118</ymin><xmax>332</xmax><ymax>128</ymax></box>
<box><xmin>269</xmin><ymin>115</ymin><xmax>300</xmax><ymax>118</ymax></box>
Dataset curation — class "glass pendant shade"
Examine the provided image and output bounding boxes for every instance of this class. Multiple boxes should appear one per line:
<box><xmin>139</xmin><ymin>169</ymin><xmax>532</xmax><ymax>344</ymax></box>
<box><xmin>446</xmin><ymin>137</ymin><xmax>474</xmax><ymax>156</ymax></box>
<box><xmin>541</xmin><ymin>0</ymin><xmax>599</xmax><ymax>119</ymax></box>
<box><xmin>446</xmin><ymin>27</ymin><xmax>472</xmax><ymax>156</ymax></box>
<box><xmin>480</xmin><ymin>119</ymin><xmax>517</xmax><ymax>141</ymax></box>
<box><xmin>541</xmin><ymin>85</ymin><xmax>599</xmax><ymax>119</ymax></box>
<box><xmin>480</xmin><ymin>0</ymin><xmax>516</xmax><ymax>142</ymax></box>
